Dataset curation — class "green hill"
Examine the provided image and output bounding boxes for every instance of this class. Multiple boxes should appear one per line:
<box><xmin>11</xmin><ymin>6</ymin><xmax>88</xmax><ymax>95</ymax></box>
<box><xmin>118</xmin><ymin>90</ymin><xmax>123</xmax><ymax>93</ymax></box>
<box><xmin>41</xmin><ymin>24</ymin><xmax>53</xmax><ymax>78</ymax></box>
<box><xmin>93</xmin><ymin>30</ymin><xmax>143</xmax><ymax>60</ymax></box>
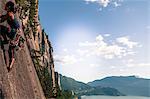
<box><xmin>88</xmin><ymin>76</ymin><xmax>150</xmax><ymax>97</ymax></box>
<box><xmin>59</xmin><ymin>74</ymin><xmax>124</xmax><ymax>96</ymax></box>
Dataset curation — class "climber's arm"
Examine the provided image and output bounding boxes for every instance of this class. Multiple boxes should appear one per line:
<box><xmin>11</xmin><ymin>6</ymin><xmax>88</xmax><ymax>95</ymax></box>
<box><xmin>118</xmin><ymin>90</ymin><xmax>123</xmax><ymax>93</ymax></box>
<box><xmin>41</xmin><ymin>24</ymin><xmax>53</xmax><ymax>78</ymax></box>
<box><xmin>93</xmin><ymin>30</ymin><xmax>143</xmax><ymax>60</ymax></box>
<box><xmin>8</xmin><ymin>12</ymin><xmax>14</xmax><ymax>20</ymax></box>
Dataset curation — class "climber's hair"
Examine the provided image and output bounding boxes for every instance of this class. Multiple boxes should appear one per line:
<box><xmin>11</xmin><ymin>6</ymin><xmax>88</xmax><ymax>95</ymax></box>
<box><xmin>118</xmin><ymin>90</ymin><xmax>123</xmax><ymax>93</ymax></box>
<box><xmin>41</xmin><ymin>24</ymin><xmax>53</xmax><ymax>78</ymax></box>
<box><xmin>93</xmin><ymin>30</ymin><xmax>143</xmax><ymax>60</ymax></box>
<box><xmin>5</xmin><ymin>1</ymin><xmax>16</xmax><ymax>13</ymax></box>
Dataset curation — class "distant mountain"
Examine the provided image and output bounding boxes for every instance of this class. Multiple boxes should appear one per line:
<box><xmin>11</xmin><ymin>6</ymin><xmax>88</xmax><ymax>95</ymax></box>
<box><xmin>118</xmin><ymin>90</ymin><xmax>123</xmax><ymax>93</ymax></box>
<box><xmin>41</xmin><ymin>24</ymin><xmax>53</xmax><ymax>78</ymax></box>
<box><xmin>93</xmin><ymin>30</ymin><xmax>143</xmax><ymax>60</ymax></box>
<box><xmin>88</xmin><ymin>76</ymin><xmax>150</xmax><ymax>97</ymax></box>
<box><xmin>59</xmin><ymin>74</ymin><xmax>124</xmax><ymax>96</ymax></box>
<box><xmin>60</xmin><ymin>74</ymin><xmax>91</xmax><ymax>92</ymax></box>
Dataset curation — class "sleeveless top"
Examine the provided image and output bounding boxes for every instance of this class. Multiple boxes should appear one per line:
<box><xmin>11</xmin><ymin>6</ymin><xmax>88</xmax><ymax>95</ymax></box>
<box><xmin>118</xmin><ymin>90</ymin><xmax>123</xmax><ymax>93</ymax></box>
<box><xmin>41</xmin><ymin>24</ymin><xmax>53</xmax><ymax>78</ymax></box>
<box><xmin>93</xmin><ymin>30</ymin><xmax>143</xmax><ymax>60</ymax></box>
<box><xmin>6</xmin><ymin>14</ymin><xmax>20</xmax><ymax>40</ymax></box>
<box><xmin>7</xmin><ymin>14</ymin><xmax>20</xmax><ymax>30</ymax></box>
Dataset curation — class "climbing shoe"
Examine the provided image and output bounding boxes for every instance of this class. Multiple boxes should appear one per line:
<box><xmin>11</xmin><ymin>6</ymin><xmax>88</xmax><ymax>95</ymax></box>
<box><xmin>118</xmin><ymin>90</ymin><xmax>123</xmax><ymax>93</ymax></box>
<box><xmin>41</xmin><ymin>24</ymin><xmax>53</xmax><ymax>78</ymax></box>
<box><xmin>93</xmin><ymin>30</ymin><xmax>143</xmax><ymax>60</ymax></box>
<box><xmin>7</xmin><ymin>58</ymin><xmax>15</xmax><ymax>72</ymax></box>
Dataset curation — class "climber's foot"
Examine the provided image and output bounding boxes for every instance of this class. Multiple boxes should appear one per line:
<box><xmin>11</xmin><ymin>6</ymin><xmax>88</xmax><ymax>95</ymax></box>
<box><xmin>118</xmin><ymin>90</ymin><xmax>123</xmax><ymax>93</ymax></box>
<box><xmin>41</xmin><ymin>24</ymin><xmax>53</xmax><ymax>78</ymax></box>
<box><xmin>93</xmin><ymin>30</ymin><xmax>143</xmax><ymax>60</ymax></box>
<box><xmin>7</xmin><ymin>67</ymin><xmax>11</xmax><ymax>72</ymax></box>
<box><xmin>8</xmin><ymin>58</ymin><xmax>15</xmax><ymax>72</ymax></box>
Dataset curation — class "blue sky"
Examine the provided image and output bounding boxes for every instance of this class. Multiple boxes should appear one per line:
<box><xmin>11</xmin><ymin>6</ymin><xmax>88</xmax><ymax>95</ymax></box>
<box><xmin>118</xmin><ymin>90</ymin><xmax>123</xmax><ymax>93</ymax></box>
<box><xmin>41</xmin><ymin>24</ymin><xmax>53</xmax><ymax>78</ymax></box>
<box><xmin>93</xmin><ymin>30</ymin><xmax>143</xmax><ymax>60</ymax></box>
<box><xmin>39</xmin><ymin>0</ymin><xmax>150</xmax><ymax>83</ymax></box>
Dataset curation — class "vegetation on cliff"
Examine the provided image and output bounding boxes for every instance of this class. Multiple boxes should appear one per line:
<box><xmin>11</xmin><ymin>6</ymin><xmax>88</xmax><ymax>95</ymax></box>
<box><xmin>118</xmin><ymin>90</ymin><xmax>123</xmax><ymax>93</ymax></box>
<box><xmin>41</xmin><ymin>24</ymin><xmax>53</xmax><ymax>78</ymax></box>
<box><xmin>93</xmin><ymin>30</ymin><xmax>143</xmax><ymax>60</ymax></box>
<box><xmin>15</xmin><ymin>0</ymin><xmax>61</xmax><ymax>98</ymax></box>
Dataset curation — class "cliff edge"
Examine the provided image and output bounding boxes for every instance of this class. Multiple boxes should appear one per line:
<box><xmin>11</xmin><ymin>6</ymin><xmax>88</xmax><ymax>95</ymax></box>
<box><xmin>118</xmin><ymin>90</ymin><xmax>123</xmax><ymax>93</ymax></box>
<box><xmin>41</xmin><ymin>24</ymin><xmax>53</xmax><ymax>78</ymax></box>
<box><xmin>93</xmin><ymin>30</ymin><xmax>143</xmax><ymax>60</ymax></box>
<box><xmin>0</xmin><ymin>0</ymin><xmax>60</xmax><ymax>99</ymax></box>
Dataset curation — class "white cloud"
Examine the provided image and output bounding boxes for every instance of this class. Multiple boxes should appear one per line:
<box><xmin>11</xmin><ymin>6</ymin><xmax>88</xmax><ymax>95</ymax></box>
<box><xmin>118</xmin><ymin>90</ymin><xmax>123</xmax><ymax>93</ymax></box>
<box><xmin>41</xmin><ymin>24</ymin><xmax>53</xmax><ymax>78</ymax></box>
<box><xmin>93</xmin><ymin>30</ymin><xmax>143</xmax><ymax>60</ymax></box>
<box><xmin>54</xmin><ymin>54</ymin><xmax>77</xmax><ymax>65</ymax></box>
<box><xmin>77</xmin><ymin>49</ymin><xmax>89</xmax><ymax>56</ymax></box>
<box><xmin>104</xmin><ymin>34</ymin><xmax>111</xmax><ymax>37</ymax></box>
<box><xmin>55</xmin><ymin>34</ymin><xmax>140</xmax><ymax>70</ymax></box>
<box><xmin>104</xmin><ymin>54</ymin><xmax>114</xmax><ymax>59</ymax></box>
<box><xmin>90</xmin><ymin>63</ymin><xmax>100</xmax><ymax>67</ymax></box>
<box><xmin>116</xmin><ymin>36</ymin><xmax>139</xmax><ymax>48</ymax></box>
<box><xmin>96</xmin><ymin>34</ymin><xmax>104</xmax><ymax>41</ymax></box>
<box><xmin>124</xmin><ymin>59</ymin><xmax>150</xmax><ymax>67</ymax></box>
<box><xmin>84</xmin><ymin>0</ymin><xmax>123</xmax><ymax>8</ymax></box>
<box><xmin>62</xmin><ymin>55</ymin><xmax>77</xmax><ymax>64</ymax></box>
<box><xmin>99</xmin><ymin>0</ymin><xmax>110</xmax><ymax>7</ymax></box>
<box><xmin>110</xmin><ymin>66</ymin><xmax>116</xmax><ymax>69</ymax></box>
<box><xmin>85</xmin><ymin>0</ymin><xmax>110</xmax><ymax>7</ymax></box>
<box><xmin>77</xmin><ymin>34</ymin><xmax>139</xmax><ymax>59</ymax></box>
<box><xmin>95</xmin><ymin>44</ymin><xmax>126</xmax><ymax>59</ymax></box>
<box><xmin>63</xmin><ymin>48</ymin><xmax>68</xmax><ymax>52</ymax></box>
<box><xmin>119</xmin><ymin>69</ymin><xmax>125</xmax><ymax>72</ymax></box>
<box><xmin>128</xmin><ymin>59</ymin><xmax>134</xmax><ymax>63</ymax></box>
<box><xmin>127</xmin><ymin>63</ymin><xmax>150</xmax><ymax>67</ymax></box>
<box><xmin>113</xmin><ymin>1</ymin><xmax>121</xmax><ymax>7</ymax></box>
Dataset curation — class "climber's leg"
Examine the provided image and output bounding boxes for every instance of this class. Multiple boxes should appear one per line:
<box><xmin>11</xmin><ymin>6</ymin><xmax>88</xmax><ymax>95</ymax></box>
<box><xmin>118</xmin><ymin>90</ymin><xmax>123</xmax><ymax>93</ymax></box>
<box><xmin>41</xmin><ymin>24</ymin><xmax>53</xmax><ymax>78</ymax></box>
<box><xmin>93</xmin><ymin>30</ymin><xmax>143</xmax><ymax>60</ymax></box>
<box><xmin>8</xmin><ymin>58</ymin><xmax>15</xmax><ymax>72</ymax></box>
<box><xmin>3</xmin><ymin>44</ymin><xmax>10</xmax><ymax>68</ymax></box>
<box><xmin>7</xmin><ymin>46</ymin><xmax>15</xmax><ymax>72</ymax></box>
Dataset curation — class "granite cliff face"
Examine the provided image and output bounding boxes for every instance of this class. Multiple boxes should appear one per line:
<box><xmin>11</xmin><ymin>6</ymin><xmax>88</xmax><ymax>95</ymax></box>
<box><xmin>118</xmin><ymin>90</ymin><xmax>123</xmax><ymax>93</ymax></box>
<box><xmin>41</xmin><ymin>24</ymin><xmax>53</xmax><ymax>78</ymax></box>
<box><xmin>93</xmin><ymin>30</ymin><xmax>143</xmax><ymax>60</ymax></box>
<box><xmin>0</xmin><ymin>0</ymin><xmax>60</xmax><ymax>98</ymax></box>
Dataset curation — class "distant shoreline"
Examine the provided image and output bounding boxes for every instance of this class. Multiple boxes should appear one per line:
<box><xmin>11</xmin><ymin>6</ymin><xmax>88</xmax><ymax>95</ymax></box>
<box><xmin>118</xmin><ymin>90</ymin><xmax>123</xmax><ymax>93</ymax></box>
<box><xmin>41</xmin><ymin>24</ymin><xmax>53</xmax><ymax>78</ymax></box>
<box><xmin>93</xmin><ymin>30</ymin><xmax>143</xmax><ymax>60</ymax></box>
<box><xmin>81</xmin><ymin>95</ymin><xmax>150</xmax><ymax>99</ymax></box>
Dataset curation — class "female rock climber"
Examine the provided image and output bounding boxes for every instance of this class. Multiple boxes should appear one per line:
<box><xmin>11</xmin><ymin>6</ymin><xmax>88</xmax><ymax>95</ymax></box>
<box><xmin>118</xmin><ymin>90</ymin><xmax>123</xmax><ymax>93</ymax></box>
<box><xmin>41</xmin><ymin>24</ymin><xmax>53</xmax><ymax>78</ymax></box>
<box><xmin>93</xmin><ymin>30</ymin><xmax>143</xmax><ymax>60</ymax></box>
<box><xmin>0</xmin><ymin>1</ymin><xmax>23</xmax><ymax>71</ymax></box>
